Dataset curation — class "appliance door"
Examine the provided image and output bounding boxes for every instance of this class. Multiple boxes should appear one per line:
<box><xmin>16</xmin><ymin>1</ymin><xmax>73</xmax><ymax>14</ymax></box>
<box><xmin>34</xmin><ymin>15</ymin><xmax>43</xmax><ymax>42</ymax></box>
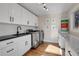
<box><xmin>32</xmin><ymin>32</ymin><xmax>39</xmax><ymax>48</ymax></box>
<box><xmin>39</xmin><ymin>31</ymin><xmax>44</xmax><ymax>44</ymax></box>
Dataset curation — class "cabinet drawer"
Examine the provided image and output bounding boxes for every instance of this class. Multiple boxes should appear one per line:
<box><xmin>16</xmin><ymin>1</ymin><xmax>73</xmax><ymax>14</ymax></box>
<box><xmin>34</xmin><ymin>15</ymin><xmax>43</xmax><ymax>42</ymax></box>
<box><xmin>0</xmin><ymin>38</ymin><xmax>17</xmax><ymax>49</ymax></box>
<box><xmin>0</xmin><ymin>44</ymin><xmax>17</xmax><ymax>56</ymax></box>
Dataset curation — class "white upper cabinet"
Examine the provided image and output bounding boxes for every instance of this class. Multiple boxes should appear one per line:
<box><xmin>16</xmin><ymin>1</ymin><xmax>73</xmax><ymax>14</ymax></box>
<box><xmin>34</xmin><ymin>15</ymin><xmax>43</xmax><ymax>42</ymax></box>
<box><xmin>33</xmin><ymin>15</ymin><xmax>38</xmax><ymax>26</ymax></box>
<box><xmin>27</xmin><ymin>11</ymin><xmax>38</xmax><ymax>26</ymax></box>
<box><xmin>0</xmin><ymin>3</ymin><xmax>38</xmax><ymax>26</ymax></box>
<box><xmin>31</xmin><ymin>14</ymin><xmax>36</xmax><ymax>26</ymax></box>
<box><xmin>22</xmin><ymin>8</ymin><xmax>30</xmax><ymax>25</ymax></box>
<box><xmin>0</xmin><ymin>3</ymin><xmax>23</xmax><ymax>24</ymax></box>
<box><xmin>17</xmin><ymin>35</ymin><xmax>31</xmax><ymax>56</ymax></box>
<box><xmin>27</xmin><ymin>11</ymin><xmax>34</xmax><ymax>26</ymax></box>
<box><xmin>0</xmin><ymin>4</ymin><xmax>11</xmax><ymax>23</ymax></box>
<box><xmin>9</xmin><ymin>4</ymin><xmax>23</xmax><ymax>24</ymax></box>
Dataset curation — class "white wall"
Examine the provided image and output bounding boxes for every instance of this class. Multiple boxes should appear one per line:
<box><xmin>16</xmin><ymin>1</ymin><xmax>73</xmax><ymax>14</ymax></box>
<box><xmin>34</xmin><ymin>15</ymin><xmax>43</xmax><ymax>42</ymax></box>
<box><xmin>0</xmin><ymin>23</ymin><xmax>37</xmax><ymax>36</ymax></box>
<box><xmin>61</xmin><ymin>12</ymin><xmax>69</xmax><ymax>19</ymax></box>
<box><xmin>38</xmin><ymin>14</ymin><xmax>61</xmax><ymax>43</ymax></box>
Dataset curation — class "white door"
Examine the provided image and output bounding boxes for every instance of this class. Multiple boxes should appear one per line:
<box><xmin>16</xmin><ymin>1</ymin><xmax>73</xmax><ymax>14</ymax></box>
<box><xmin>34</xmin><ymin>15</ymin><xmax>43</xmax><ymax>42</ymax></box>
<box><xmin>0</xmin><ymin>4</ymin><xmax>11</xmax><ymax>23</ymax></box>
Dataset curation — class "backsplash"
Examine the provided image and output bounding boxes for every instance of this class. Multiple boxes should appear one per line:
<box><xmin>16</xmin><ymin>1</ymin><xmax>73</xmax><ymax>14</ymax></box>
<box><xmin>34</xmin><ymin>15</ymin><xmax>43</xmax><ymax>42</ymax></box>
<box><xmin>0</xmin><ymin>23</ymin><xmax>37</xmax><ymax>36</ymax></box>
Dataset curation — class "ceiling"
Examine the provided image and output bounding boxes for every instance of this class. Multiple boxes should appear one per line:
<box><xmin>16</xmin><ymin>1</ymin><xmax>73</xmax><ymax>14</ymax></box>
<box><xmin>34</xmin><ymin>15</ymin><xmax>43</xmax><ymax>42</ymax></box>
<box><xmin>20</xmin><ymin>3</ymin><xmax>77</xmax><ymax>16</ymax></box>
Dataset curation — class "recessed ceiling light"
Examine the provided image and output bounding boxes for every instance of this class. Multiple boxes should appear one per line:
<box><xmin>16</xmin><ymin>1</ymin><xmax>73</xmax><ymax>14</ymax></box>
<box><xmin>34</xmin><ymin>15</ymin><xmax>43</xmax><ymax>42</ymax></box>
<box><xmin>43</xmin><ymin>6</ymin><xmax>48</xmax><ymax>11</ymax></box>
<box><xmin>42</xmin><ymin>3</ymin><xmax>48</xmax><ymax>11</ymax></box>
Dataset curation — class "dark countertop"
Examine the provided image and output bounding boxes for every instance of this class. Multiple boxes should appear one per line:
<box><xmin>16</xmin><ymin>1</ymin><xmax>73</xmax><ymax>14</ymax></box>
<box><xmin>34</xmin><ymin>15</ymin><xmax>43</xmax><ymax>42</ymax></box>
<box><xmin>0</xmin><ymin>33</ymin><xmax>31</xmax><ymax>42</ymax></box>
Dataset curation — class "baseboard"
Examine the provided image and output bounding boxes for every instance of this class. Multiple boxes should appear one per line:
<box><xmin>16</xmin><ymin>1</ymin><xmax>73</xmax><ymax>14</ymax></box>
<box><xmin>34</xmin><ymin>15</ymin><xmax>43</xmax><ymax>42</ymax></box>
<box><xmin>43</xmin><ymin>41</ymin><xmax>58</xmax><ymax>44</ymax></box>
<box><xmin>43</xmin><ymin>40</ymin><xmax>58</xmax><ymax>44</ymax></box>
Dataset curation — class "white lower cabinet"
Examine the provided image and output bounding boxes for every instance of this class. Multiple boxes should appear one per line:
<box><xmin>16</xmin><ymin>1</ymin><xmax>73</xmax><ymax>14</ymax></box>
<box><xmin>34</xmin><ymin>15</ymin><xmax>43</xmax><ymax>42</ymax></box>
<box><xmin>65</xmin><ymin>41</ymin><xmax>69</xmax><ymax>56</ymax></box>
<box><xmin>59</xmin><ymin>35</ymin><xmax>65</xmax><ymax>49</ymax></box>
<box><xmin>65</xmin><ymin>42</ymin><xmax>71</xmax><ymax>56</ymax></box>
<box><xmin>17</xmin><ymin>35</ymin><xmax>31</xmax><ymax>56</ymax></box>
<box><xmin>0</xmin><ymin>38</ymin><xmax>17</xmax><ymax>49</ymax></box>
<box><xmin>0</xmin><ymin>44</ymin><xmax>17</xmax><ymax>56</ymax></box>
<box><xmin>65</xmin><ymin>39</ymin><xmax>77</xmax><ymax>56</ymax></box>
<box><xmin>0</xmin><ymin>38</ymin><xmax>18</xmax><ymax>56</ymax></box>
<box><xmin>0</xmin><ymin>34</ymin><xmax>31</xmax><ymax>56</ymax></box>
<box><xmin>65</xmin><ymin>46</ymin><xmax>77</xmax><ymax>56</ymax></box>
<box><xmin>23</xmin><ymin>35</ymin><xmax>31</xmax><ymax>53</ymax></box>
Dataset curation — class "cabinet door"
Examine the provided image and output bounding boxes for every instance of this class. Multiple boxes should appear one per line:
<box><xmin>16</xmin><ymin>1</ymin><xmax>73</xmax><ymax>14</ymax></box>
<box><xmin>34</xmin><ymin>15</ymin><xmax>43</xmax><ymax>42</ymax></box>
<box><xmin>16</xmin><ymin>36</ymin><xmax>26</xmax><ymax>56</ymax></box>
<box><xmin>0</xmin><ymin>4</ymin><xmax>11</xmax><ymax>23</ymax></box>
<box><xmin>65</xmin><ymin>41</ymin><xmax>70</xmax><ymax>56</ymax></box>
<box><xmin>10</xmin><ymin>4</ymin><xmax>23</xmax><ymax>24</ymax></box>
<box><xmin>29</xmin><ymin>13</ymin><xmax>38</xmax><ymax>26</ymax></box>
<box><xmin>32</xmin><ymin>14</ymin><xmax>36</xmax><ymax>26</ymax></box>
<box><xmin>24</xmin><ymin>35</ymin><xmax>31</xmax><ymax>53</ymax></box>
<box><xmin>34</xmin><ymin>16</ymin><xmax>38</xmax><ymax>26</ymax></box>
<box><xmin>22</xmin><ymin>8</ymin><xmax>29</xmax><ymax>25</ymax></box>
<box><xmin>0</xmin><ymin>50</ymin><xmax>1</xmax><ymax>55</ymax></box>
<box><xmin>17</xmin><ymin>35</ymin><xmax>31</xmax><ymax>56</ymax></box>
<box><xmin>27</xmin><ymin>11</ymin><xmax>36</xmax><ymax>26</ymax></box>
<box><xmin>59</xmin><ymin>35</ymin><xmax>65</xmax><ymax>48</ymax></box>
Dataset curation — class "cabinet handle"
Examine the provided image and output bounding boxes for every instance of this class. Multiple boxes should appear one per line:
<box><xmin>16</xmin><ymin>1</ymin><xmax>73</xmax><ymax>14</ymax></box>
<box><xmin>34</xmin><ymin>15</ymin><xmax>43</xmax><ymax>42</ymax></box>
<box><xmin>68</xmin><ymin>51</ymin><xmax>72</xmax><ymax>56</ymax></box>
<box><xmin>10</xmin><ymin>16</ymin><xmax>12</xmax><ymax>22</ymax></box>
<box><xmin>25</xmin><ymin>41</ymin><xmax>28</xmax><ymax>46</ymax></box>
<box><xmin>13</xmin><ymin>17</ymin><xmax>14</xmax><ymax>22</ymax></box>
<box><xmin>6</xmin><ymin>48</ymin><xmax>14</xmax><ymax>53</ymax></box>
<box><xmin>35</xmin><ymin>23</ymin><xmax>36</xmax><ymax>25</ymax></box>
<box><xmin>6</xmin><ymin>41</ymin><xmax>14</xmax><ymax>45</ymax></box>
<box><xmin>12</xmin><ymin>17</ymin><xmax>14</xmax><ymax>22</ymax></box>
<box><xmin>27</xmin><ymin>21</ymin><xmax>29</xmax><ymax>24</ymax></box>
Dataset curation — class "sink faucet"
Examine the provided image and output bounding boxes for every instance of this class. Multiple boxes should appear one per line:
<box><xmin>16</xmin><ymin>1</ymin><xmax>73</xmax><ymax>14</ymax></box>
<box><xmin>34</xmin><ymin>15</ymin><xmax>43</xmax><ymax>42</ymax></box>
<box><xmin>17</xmin><ymin>26</ymin><xmax>22</xmax><ymax>35</ymax></box>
